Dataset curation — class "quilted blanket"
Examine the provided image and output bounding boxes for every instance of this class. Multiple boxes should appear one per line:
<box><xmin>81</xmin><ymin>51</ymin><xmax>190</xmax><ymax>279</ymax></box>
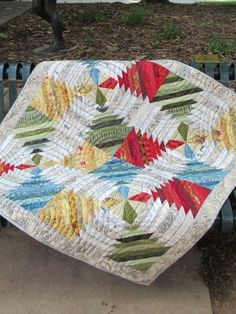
<box><xmin>0</xmin><ymin>60</ymin><xmax>236</xmax><ymax>285</ymax></box>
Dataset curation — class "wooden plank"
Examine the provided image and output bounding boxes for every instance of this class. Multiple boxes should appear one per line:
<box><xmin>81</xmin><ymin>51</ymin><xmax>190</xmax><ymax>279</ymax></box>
<box><xmin>193</xmin><ymin>55</ymin><xmax>222</xmax><ymax>63</ymax></box>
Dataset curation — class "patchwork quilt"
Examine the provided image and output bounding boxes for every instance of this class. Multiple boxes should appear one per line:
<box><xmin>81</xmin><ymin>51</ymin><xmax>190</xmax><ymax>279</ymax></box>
<box><xmin>0</xmin><ymin>60</ymin><xmax>236</xmax><ymax>285</ymax></box>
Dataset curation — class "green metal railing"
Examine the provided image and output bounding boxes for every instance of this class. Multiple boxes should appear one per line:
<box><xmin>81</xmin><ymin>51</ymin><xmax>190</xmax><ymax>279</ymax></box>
<box><xmin>0</xmin><ymin>61</ymin><xmax>236</xmax><ymax>233</ymax></box>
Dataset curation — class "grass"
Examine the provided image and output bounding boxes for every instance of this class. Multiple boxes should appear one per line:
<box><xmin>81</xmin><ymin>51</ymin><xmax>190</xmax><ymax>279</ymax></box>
<box><xmin>0</xmin><ymin>32</ymin><xmax>7</xmax><ymax>39</ymax></box>
<box><xmin>201</xmin><ymin>19</ymin><xmax>219</xmax><ymax>28</ymax></box>
<box><xmin>201</xmin><ymin>1</ymin><xmax>236</xmax><ymax>6</ymax></box>
<box><xmin>79</xmin><ymin>8</ymin><xmax>106</xmax><ymax>24</ymax></box>
<box><xmin>123</xmin><ymin>7</ymin><xmax>147</xmax><ymax>26</ymax></box>
<box><xmin>155</xmin><ymin>22</ymin><xmax>182</xmax><ymax>41</ymax></box>
<box><xmin>208</xmin><ymin>34</ymin><xmax>236</xmax><ymax>54</ymax></box>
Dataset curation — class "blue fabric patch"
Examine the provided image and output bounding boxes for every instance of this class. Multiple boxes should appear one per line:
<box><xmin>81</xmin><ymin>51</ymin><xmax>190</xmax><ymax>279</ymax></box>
<box><xmin>91</xmin><ymin>158</ymin><xmax>140</xmax><ymax>185</ymax></box>
<box><xmin>6</xmin><ymin>167</ymin><xmax>61</xmax><ymax>213</ymax></box>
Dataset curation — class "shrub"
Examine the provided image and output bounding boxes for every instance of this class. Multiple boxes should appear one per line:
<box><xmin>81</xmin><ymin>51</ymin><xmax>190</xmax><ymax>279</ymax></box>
<box><xmin>80</xmin><ymin>8</ymin><xmax>106</xmax><ymax>24</ymax></box>
<box><xmin>0</xmin><ymin>32</ymin><xmax>7</xmax><ymax>39</ymax></box>
<box><xmin>124</xmin><ymin>7</ymin><xmax>147</xmax><ymax>26</ymax></box>
<box><xmin>201</xmin><ymin>19</ymin><xmax>219</xmax><ymax>28</ymax></box>
<box><xmin>208</xmin><ymin>34</ymin><xmax>236</xmax><ymax>55</ymax></box>
<box><xmin>155</xmin><ymin>22</ymin><xmax>182</xmax><ymax>41</ymax></box>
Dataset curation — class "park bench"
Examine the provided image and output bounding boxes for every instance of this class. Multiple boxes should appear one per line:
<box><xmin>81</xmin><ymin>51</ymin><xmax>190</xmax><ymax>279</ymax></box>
<box><xmin>0</xmin><ymin>61</ymin><xmax>236</xmax><ymax>233</ymax></box>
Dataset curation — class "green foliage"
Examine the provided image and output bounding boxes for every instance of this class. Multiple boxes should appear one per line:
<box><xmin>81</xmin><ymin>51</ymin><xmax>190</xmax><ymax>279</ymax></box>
<box><xmin>79</xmin><ymin>8</ymin><xmax>106</xmax><ymax>24</ymax></box>
<box><xmin>123</xmin><ymin>7</ymin><xmax>147</xmax><ymax>26</ymax></box>
<box><xmin>208</xmin><ymin>34</ymin><xmax>236</xmax><ymax>55</ymax></box>
<box><xmin>201</xmin><ymin>1</ymin><xmax>236</xmax><ymax>6</ymax></box>
<box><xmin>201</xmin><ymin>19</ymin><xmax>219</xmax><ymax>28</ymax></box>
<box><xmin>155</xmin><ymin>22</ymin><xmax>182</xmax><ymax>41</ymax></box>
<box><xmin>0</xmin><ymin>32</ymin><xmax>7</xmax><ymax>39</ymax></box>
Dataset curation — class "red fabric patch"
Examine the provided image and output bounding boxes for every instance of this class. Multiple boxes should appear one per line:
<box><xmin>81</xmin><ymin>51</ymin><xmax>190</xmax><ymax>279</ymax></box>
<box><xmin>0</xmin><ymin>160</ymin><xmax>34</xmax><ymax>176</ymax></box>
<box><xmin>114</xmin><ymin>128</ymin><xmax>163</xmax><ymax>168</ymax></box>
<box><xmin>137</xmin><ymin>61</ymin><xmax>169</xmax><ymax>102</ymax></box>
<box><xmin>129</xmin><ymin>192</ymin><xmax>152</xmax><ymax>202</ymax></box>
<box><xmin>98</xmin><ymin>61</ymin><xmax>169</xmax><ymax>102</ymax></box>
<box><xmin>166</xmin><ymin>140</ymin><xmax>185</xmax><ymax>150</ymax></box>
<box><xmin>99</xmin><ymin>77</ymin><xmax>118</xmax><ymax>89</ymax></box>
<box><xmin>15</xmin><ymin>164</ymin><xmax>34</xmax><ymax>170</ymax></box>
<box><xmin>115</xmin><ymin>129</ymin><xmax>184</xmax><ymax>168</ymax></box>
<box><xmin>129</xmin><ymin>178</ymin><xmax>210</xmax><ymax>217</ymax></box>
<box><xmin>0</xmin><ymin>161</ymin><xmax>14</xmax><ymax>175</ymax></box>
<box><xmin>154</xmin><ymin>178</ymin><xmax>211</xmax><ymax>217</ymax></box>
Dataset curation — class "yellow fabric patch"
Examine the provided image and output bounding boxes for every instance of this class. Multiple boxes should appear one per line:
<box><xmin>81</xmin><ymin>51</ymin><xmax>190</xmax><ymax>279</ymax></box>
<box><xmin>213</xmin><ymin>108</ymin><xmax>236</xmax><ymax>151</ymax></box>
<box><xmin>63</xmin><ymin>140</ymin><xmax>111</xmax><ymax>172</ymax></box>
<box><xmin>31</xmin><ymin>76</ymin><xmax>71</xmax><ymax>121</ymax></box>
<box><xmin>39</xmin><ymin>190</ymin><xmax>98</xmax><ymax>238</ymax></box>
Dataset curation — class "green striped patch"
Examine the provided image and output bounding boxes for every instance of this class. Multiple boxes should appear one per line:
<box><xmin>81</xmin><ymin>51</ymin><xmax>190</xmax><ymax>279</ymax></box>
<box><xmin>156</xmin><ymin>80</ymin><xmax>198</xmax><ymax>98</ymax></box>
<box><xmin>109</xmin><ymin>229</ymin><xmax>170</xmax><ymax>272</ymax></box>
<box><xmin>88</xmin><ymin>111</ymin><xmax>131</xmax><ymax>154</ymax></box>
<box><xmin>13</xmin><ymin>106</ymin><xmax>55</xmax><ymax>141</ymax></box>
<box><xmin>109</xmin><ymin>242</ymin><xmax>169</xmax><ymax>262</ymax></box>
<box><xmin>124</xmin><ymin>256</ymin><xmax>161</xmax><ymax>272</ymax></box>
<box><xmin>161</xmin><ymin>99</ymin><xmax>196</xmax><ymax>118</ymax></box>
<box><xmin>163</xmin><ymin>72</ymin><xmax>184</xmax><ymax>85</ymax></box>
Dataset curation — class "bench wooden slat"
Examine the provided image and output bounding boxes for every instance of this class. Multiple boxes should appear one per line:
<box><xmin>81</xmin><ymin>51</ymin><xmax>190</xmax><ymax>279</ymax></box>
<box><xmin>8</xmin><ymin>63</ymin><xmax>19</xmax><ymax>108</ymax></box>
<box><xmin>220</xmin><ymin>62</ymin><xmax>229</xmax><ymax>87</ymax></box>
<box><xmin>205</xmin><ymin>63</ymin><xmax>215</xmax><ymax>79</ymax></box>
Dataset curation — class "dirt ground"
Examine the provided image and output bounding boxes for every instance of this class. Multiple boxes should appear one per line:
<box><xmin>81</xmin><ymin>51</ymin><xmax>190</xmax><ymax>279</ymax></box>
<box><xmin>0</xmin><ymin>3</ymin><xmax>236</xmax><ymax>62</ymax></box>
<box><xmin>198</xmin><ymin>233</ymin><xmax>236</xmax><ymax>314</ymax></box>
<box><xmin>0</xmin><ymin>3</ymin><xmax>236</xmax><ymax>314</ymax></box>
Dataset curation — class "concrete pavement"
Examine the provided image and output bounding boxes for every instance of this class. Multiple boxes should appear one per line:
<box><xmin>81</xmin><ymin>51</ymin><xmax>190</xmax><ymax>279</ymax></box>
<box><xmin>0</xmin><ymin>225</ymin><xmax>212</xmax><ymax>314</ymax></box>
<box><xmin>0</xmin><ymin>1</ymin><xmax>31</xmax><ymax>26</ymax></box>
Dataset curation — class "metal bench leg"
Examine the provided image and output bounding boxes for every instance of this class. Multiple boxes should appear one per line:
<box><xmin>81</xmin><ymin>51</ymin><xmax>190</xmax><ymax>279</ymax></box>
<box><xmin>0</xmin><ymin>216</ymin><xmax>8</xmax><ymax>228</ymax></box>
